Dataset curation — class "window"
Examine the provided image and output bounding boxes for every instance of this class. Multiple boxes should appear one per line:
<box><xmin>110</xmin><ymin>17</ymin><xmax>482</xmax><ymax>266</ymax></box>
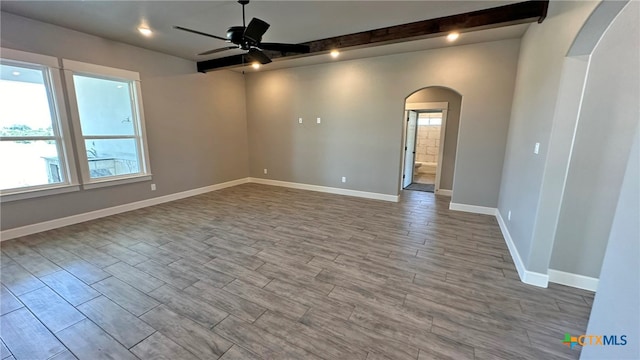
<box><xmin>0</xmin><ymin>49</ymin><xmax>77</xmax><ymax>200</ymax></box>
<box><xmin>63</xmin><ymin>60</ymin><xmax>151</xmax><ymax>188</ymax></box>
<box><xmin>418</xmin><ymin>112</ymin><xmax>442</xmax><ymax>126</ymax></box>
<box><xmin>0</xmin><ymin>50</ymin><xmax>153</xmax><ymax>202</ymax></box>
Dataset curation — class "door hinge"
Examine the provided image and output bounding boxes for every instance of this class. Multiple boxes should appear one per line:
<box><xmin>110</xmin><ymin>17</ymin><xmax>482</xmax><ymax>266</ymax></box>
<box><xmin>402</xmin><ymin>175</ymin><xmax>405</xmax><ymax>179</ymax></box>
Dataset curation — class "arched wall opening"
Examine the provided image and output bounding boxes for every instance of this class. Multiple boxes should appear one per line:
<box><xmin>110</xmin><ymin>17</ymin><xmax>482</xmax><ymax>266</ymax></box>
<box><xmin>400</xmin><ymin>86</ymin><xmax>462</xmax><ymax>196</ymax></box>
<box><xmin>546</xmin><ymin>0</ymin><xmax>637</xmax><ymax>286</ymax></box>
<box><xmin>575</xmin><ymin>2</ymin><xmax>638</xmax><ymax>358</ymax></box>
<box><xmin>510</xmin><ymin>0</ymin><xmax>635</xmax><ymax>289</ymax></box>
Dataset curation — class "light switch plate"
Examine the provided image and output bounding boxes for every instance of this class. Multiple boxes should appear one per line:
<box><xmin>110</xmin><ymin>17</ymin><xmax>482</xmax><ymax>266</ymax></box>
<box><xmin>317</xmin><ymin>117</ymin><xmax>321</xmax><ymax>124</ymax></box>
<box><xmin>298</xmin><ymin>118</ymin><xmax>303</xmax><ymax>124</ymax></box>
<box><xmin>534</xmin><ymin>142</ymin><xmax>540</xmax><ymax>154</ymax></box>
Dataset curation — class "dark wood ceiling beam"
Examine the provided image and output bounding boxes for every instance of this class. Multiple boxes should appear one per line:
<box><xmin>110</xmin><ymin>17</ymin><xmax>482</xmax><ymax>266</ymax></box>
<box><xmin>298</xmin><ymin>0</ymin><xmax>548</xmax><ymax>55</ymax></box>
<box><xmin>198</xmin><ymin>0</ymin><xmax>548</xmax><ymax>72</ymax></box>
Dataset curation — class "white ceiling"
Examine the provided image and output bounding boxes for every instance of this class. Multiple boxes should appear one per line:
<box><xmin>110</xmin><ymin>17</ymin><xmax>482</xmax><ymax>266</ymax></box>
<box><xmin>1</xmin><ymin>1</ymin><xmax>524</xmax><ymax>63</ymax></box>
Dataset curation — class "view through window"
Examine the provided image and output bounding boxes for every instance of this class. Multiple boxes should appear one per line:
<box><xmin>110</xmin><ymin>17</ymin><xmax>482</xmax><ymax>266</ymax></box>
<box><xmin>0</xmin><ymin>62</ymin><xmax>66</xmax><ymax>190</ymax></box>
<box><xmin>418</xmin><ymin>112</ymin><xmax>442</xmax><ymax>126</ymax></box>
<box><xmin>72</xmin><ymin>75</ymin><xmax>141</xmax><ymax>179</ymax></box>
<box><xmin>1</xmin><ymin>50</ymin><xmax>151</xmax><ymax>200</ymax></box>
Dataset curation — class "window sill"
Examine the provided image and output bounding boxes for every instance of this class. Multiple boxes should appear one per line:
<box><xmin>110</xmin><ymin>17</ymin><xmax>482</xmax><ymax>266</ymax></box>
<box><xmin>0</xmin><ymin>184</ymin><xmax>81</xmax><ymax>203</ymax></box>
<box><xmin>0</xmin><ymin>175</ymin><xmax>152</xmax><ymax>203</ymax></box>
<box><xmin>82</xmin><ymin>174</ymin><xmax>152</xmax><ymax>190</ymax></box>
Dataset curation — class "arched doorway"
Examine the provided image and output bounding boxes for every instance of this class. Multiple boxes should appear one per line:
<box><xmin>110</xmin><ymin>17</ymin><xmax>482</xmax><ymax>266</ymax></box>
<box><xmin>400</xmin><ymin>86</ymin><xmax>462</xmax><ymax>195</ymax></box>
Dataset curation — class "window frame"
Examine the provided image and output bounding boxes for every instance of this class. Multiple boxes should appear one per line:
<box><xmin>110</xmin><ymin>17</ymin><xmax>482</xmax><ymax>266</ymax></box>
<box><xmin>62</xmin><ymin>59</ymin><xmax>152</xmax><ymax>189</ymax></box>
<box><xmin>418</xmin><ymin>112</ymin><xmax>443</xmax><ymax>126</ymax></box>
<box><xmin>0</xmin><ymin>48</ymin><xmax>79</xmax><ymax>202</ymax></box>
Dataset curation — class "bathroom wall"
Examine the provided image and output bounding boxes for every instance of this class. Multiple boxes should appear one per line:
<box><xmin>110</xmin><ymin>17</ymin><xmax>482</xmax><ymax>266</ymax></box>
<box><xmin>415</xmin><ymin>125</ymin><xmax>441</xmax><ymax>164</ymax></box>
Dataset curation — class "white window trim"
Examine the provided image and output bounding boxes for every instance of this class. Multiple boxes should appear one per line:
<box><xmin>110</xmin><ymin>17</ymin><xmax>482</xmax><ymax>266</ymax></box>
<box><xmin>82</xmin><ymin>174</ymin><xmax>153</xmax><ymax>190</ymax></box>
<box><xmin>62</xmin><ymin>59</ymin><xmax>140</xmax><ymax>81</ymax></box>
<box><xmin>62</xmin><ymin>59</ymin><xmax>152</xmax><ymax>187</ymax></box>
<box><xmin>0</xmin><ymin>48</ymin><xmax>79</xmax><ymax>202</ymax></box>
<box><xmin>0</xmin><ymin>185</ymin><xmax>81</xmax><ymax>203</ymax></box>
<box><xmin>1</xmin><ymin>48</ymin><xmax>59</xmax><ymax>68</ymax></box>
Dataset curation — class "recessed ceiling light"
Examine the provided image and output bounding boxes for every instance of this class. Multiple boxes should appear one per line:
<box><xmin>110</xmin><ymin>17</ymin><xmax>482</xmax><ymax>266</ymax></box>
<box><xmin>11</xmin><ymin>71</ymin><xmax>20</xmax><ymax>76</ymax></box>
<box><xmin>330</xmin><ymin>50</ymin><xmax>340</xmax><ymax>58</ymax></box>
<box><xmin>252</xmin><ymin>62</ymin><xmax>260</xmax><ymax>69</ymax></box>
<box><xmin>116</xmin><ymin>85</ymin><xmax>124</xmax><ymax>89</ymax></box>
<box><xmin>138</xmin><ymin>27</ymin><xmax>153</xmax><ymax>37</ymax></box>
<box><xmin>447</xmin><ymin>32</ymin><xmax>460</xmax><ymax>42</ymax></box>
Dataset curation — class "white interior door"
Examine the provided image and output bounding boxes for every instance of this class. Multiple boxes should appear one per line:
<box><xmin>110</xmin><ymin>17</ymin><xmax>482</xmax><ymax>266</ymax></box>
<box><xmin>403</xmin><ymin>110</ymin><xmax>419</xmax><ymax>188</ymax></box>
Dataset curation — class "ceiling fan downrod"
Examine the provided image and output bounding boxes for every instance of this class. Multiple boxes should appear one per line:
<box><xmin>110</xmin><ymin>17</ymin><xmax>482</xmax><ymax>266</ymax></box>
<box><xmin>239</xmin><ymin>0</ymin><xmax>249</xmax><ymax>29</ymax></box>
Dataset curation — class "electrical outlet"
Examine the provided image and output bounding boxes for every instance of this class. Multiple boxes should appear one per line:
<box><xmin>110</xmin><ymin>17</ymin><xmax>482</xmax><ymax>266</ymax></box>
<box><xmin>317</xmin><ymin>117</ymin><xmax>321</xmax><ymax>124</ymax></box>
<box><xmin>151</xmin><ymin>183</ymin><xmax>156</xmax><ymax>191</ymax></box>
<box><xmin>263</xmin><ymin>168</ymin><xmax>268</xmax><ymax>174</ymax></box>
<box><xmin>534</xmin><ymin>142</ymin><xmax>540</xmax><ymax>154</ymax></box>
<box><xmin>298</xmin><ymin>118</ymin><xmax>303</xmax><ymax>124</ymax></box>
<box><xmin>508</xmin><ymin>210</ymin><xmax>511</xmax><ymax>221</ymax></box>
<box><xmin>341</xmin><ymin>176</ymin><xmax>346</xmax><ymax>183</ymax></box>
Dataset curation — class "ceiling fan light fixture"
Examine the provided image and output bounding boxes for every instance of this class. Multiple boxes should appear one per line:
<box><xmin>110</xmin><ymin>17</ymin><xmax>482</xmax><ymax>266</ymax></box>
<box><xmin>446</xmin><ymin>32</ymin><xmax>460</xmax><ymax>42</ymax></box>
<box><xmin>138</xmin><ymin>27</ymin><xmax>153</xmax><ymax>37</ymax></box>
<box><xmin>177</xmin><ymin>0</ymin><xmax>309</xmax><ymax>71</ymax></box>
<box><xmin>330</xmin><ymin>50</ymin><xmax>340</xmax><ymax>58</ymax></box>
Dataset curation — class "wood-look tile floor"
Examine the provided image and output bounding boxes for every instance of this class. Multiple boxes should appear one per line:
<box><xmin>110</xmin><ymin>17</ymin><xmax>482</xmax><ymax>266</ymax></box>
<box><xmin>0</xmin><ymin>183</ymin><xmax>594</xmax><ymax>360</ymax></box>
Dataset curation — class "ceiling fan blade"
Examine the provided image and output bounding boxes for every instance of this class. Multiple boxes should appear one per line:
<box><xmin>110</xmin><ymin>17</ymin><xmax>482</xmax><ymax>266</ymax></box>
<box><xmin>198</xmin><ymin>46</ymin><xmax>239</xmax><ymax>56</ymax></box>
<box><xmin>259</xmin><ymin>42</ymin><xmax>310</xmax><ymax>54</ymax></box>
<box><xmin>246</xmin><ymin>48</ymin><xmax>272</xmax><ymax>64</ymax></box>
<box><xmin>244</xmin><ymin>18</ymin><xmax>270</xmax><ymax>43</ymax></box>
<box><xmin>173</xmin><ymin>26</ymin><xmax>227</xmax><ymax>41</ymax></box>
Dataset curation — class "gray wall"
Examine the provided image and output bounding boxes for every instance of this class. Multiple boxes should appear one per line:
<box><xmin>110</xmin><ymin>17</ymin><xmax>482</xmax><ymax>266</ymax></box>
<box><xmin>245</xmin><ymin>39</ymin><xmax>520</xmax><ymax>207</ymax></box>
<box><xmin>550</xmin><ymin>0</ymin><xmax>639</xmax><ymax>278</ymax></box>
<box><xmin>406</xmin><ymin>87</ymin><xmax>461</xmax><ymax>191</ymax></box>
<box><xmin>0</xmin><ymin>12</ymin><xmax>249</xmax><ymax>230</ymax></box>
<box><xmin>497</xmin><ymin>1</ymin><xmax>598</xmax><ymax>272</ymax></box>
<box><xmin>582</xmin><ymin>128</ymin><xmax>639</xmax><ymax>359</ymax></box>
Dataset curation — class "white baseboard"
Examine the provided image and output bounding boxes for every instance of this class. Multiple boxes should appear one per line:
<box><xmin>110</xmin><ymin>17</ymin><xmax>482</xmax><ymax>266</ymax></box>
<box><xmin>435</xmin><ymin>189</ymin><xmax>452</xmax><ymax>196</ymax></box>
<box><xmin>496</xmin><ymin>210</ymin><xmax>549</xmax><ymax>288</ymax></box>
<box><xmin>445</xmin><ymin>205</ymin><xmax>586</xmax><ymax>291</ymax></box>
<box><xmin>248</xmin><ymin>177</ymin><xmax>399</xmax><ymax>202</ymax></box>
<box><xmin>1</xmin><ymin>177</ymin><xmax>398</xmax><ymax>241</ymax></box>
<box><xmin>449</xmin><ymin>202</ymin><xmax>497</xmax><ymax>216</ymax></box>
<box><xmin>548</xmin><ymin>269</ymin><xmax>598</xmax><ymax>292</ymax></box>
<box><xmin>0</xmin><ymin>177</ymin><xmax>250</xmax><ymax>241</ymax></box>
<box><xmin>0</xmin><ymin>177</ymin><xmax>596</xmax><ymax>293</ymax></box>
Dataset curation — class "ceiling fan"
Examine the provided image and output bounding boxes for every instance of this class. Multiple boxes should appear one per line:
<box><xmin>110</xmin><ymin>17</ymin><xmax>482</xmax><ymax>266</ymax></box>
<box><xmin>174</xmin><ymin>0</ymin><xmax>310</xmax><ymax>67</ymax></box>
